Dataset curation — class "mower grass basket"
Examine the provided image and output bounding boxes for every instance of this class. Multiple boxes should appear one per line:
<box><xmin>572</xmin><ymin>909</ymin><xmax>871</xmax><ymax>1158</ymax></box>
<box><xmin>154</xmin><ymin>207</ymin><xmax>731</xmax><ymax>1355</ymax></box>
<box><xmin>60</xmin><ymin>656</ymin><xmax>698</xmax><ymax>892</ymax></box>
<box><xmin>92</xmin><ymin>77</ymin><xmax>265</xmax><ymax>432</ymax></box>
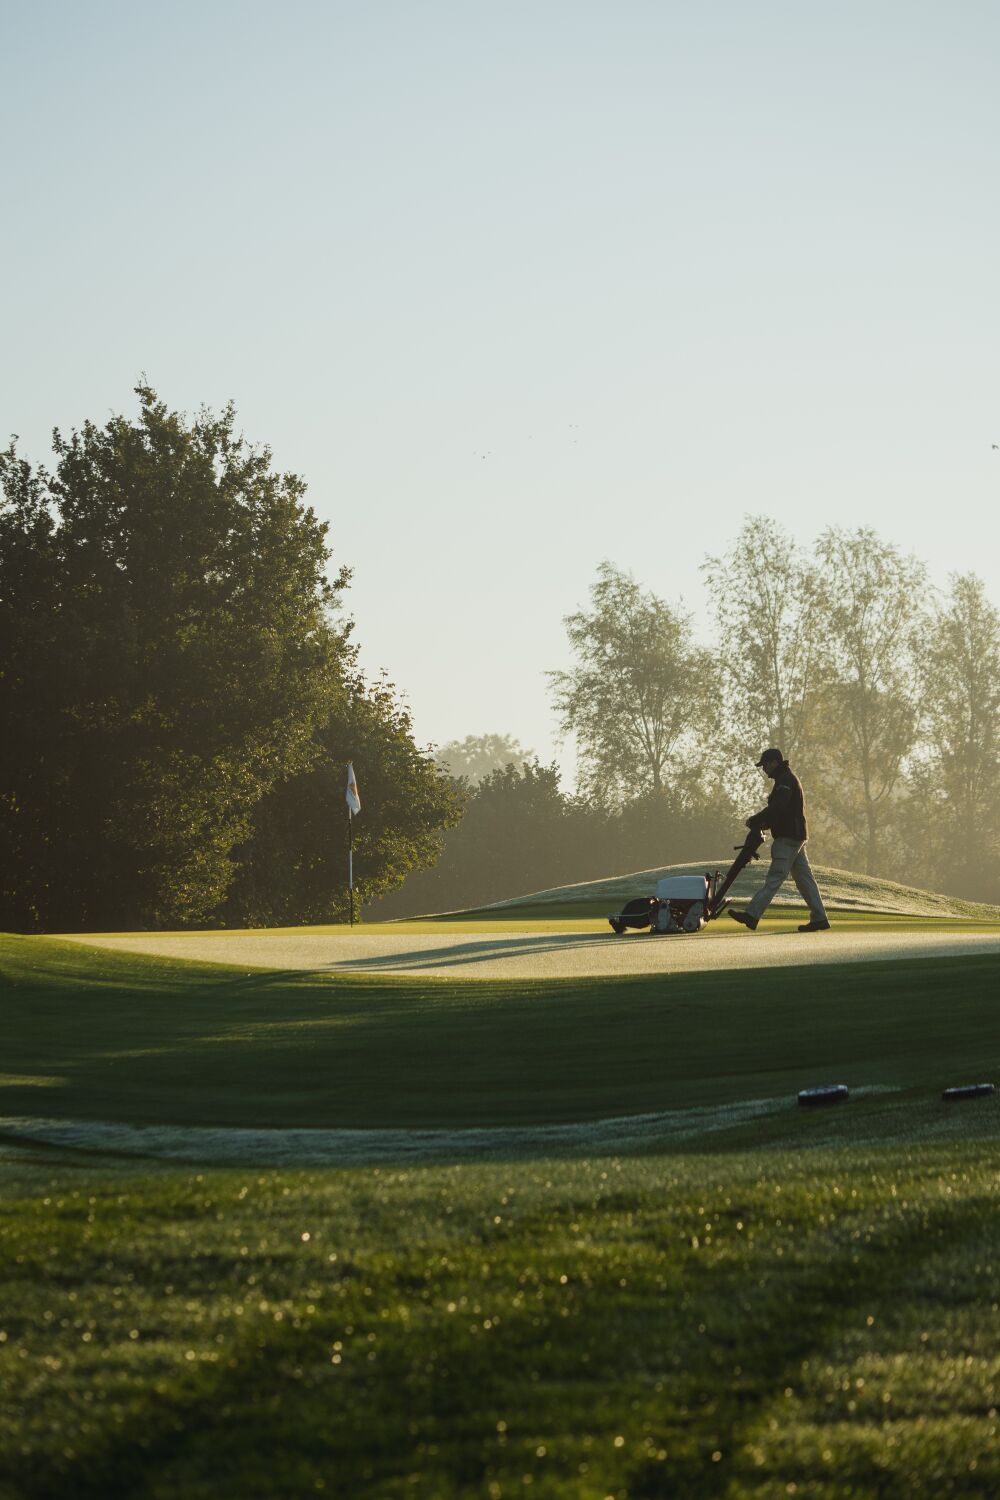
<box><xmin>608</xmin><ymin>828</ymin><xmax>766</xmax><ymax>936</ymax></box>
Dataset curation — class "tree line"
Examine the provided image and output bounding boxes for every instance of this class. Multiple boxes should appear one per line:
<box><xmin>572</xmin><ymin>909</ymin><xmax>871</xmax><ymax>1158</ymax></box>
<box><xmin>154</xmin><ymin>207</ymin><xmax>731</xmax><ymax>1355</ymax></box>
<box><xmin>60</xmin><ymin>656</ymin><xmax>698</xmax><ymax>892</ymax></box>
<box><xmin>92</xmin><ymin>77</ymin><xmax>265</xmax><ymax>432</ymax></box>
<box><xmin>4</xmin><ymin>389</ymin><xmax>997</xmax><ymax>929</ymax></box>
<box><xmin>704</xmin><ymin>519</ymin><xmax>1000</xmax><ymax>900</ymax></box>
<box><xmin>379</xmin><ymin>522</ymin><xmax>1000</xmax><ymax>915</ymax></box>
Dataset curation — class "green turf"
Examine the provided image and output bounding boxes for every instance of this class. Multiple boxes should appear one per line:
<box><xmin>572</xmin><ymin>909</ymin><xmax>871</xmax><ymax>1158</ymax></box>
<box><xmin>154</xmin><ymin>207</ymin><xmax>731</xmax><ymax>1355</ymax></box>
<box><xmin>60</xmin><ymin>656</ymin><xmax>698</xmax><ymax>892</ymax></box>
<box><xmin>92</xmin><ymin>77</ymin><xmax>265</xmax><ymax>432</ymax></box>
<box><xmin>2</xmin><ymin>934</ymin><xmax>999</xmax><ymax>1132</ymax></box>
<box><xmin>3</xmin><ymin>935</ymin><xmax>998</xmax><ymax>1497</ymax></box>
<box><xmin>1</xmin><ymin>1142</ymin><xmax>998</xmax><ymax>1499</ymax></box>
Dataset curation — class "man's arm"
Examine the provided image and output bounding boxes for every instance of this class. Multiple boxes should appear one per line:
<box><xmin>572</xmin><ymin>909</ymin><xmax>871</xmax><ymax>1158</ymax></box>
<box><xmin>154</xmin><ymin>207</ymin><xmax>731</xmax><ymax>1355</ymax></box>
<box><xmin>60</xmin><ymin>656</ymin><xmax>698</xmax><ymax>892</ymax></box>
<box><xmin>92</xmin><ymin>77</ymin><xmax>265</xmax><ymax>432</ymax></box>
<box><xmin>746</xmin><ymin>782</ymin><xmax>791</xmax><ymax>830</ymax></box>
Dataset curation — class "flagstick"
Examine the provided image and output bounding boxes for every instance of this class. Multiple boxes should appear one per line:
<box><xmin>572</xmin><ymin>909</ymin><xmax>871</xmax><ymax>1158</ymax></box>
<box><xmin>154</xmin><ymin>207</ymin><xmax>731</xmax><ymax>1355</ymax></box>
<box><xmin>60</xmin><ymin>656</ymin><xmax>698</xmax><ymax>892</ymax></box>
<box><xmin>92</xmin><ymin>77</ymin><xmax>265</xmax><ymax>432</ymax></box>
<box><xmin>348</xmin><ymin>807</ymin><xmax>355</xmax><ymax>928</ymax></box>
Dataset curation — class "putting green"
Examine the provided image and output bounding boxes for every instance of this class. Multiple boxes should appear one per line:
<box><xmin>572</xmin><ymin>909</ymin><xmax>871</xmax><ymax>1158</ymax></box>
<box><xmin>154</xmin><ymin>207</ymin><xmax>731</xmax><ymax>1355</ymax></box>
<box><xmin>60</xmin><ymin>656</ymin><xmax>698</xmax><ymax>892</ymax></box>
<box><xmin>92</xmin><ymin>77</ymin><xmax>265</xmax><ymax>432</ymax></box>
<box><xmin>64</xmin><ymin>915</ymin><xmax>1000</xmax><ymax>979</ymax></box>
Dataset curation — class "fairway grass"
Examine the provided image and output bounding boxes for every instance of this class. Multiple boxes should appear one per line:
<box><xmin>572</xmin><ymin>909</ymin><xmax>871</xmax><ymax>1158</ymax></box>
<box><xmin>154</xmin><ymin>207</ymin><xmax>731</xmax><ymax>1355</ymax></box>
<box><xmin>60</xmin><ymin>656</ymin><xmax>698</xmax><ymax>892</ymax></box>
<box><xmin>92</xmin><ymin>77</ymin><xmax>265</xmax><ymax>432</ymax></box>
<box><xmin>2</xmin><ymin>934</ymin><xmax>999</xmax><ymax>1134</ymax></box>
<box><xmin>1</xmin><ymin>1143</ymin><xmax>998</xmax><ymax>1499</ymax></box>
<box><xmin>2</xmin><ymin>935</ymin><xmax>998</xmax><ymax>1498</ymax></box>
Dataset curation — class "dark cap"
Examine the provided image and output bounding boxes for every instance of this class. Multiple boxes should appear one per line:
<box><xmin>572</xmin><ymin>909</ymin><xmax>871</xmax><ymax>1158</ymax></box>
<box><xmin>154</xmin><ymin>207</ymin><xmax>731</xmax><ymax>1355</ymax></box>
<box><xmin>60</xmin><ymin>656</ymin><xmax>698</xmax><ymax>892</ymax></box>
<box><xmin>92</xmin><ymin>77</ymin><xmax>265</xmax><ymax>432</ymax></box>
<box><xmin>755</xmin><ymin>747</ymin><xmax>783</xmax><ymax>767</ymax></box>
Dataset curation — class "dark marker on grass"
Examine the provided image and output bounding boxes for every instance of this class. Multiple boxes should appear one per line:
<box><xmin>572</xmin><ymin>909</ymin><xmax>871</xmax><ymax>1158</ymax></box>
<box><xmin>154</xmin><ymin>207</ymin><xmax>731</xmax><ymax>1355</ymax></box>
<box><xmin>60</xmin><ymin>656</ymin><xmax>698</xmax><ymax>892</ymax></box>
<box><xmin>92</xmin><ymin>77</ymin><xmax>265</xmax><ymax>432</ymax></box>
<box><xmin>797</xmin><ymin>1085</ymin><xmax>849</xmax><ymax>1107</ymax></box>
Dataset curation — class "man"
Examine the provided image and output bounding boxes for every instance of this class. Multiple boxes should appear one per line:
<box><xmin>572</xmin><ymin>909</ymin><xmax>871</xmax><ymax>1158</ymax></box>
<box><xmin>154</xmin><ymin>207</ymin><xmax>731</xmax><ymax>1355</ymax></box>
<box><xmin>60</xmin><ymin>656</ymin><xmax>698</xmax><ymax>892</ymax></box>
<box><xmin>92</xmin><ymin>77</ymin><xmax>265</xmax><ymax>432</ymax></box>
<box><xmin>729</xmin><ymin>748</ymin><xmax>830</xmax><ymax>933</ymax></box>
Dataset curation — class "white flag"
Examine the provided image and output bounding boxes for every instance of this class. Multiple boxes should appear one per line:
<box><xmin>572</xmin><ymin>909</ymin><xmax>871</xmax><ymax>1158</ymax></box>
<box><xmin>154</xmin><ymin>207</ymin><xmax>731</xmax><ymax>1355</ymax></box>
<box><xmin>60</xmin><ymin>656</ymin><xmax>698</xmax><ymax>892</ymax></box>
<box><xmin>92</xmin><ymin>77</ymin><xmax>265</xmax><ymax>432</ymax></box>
<box><xmin>345</xmin><ymin>762</ymin><xmax>361</xmax><ymax>815</ymax></box>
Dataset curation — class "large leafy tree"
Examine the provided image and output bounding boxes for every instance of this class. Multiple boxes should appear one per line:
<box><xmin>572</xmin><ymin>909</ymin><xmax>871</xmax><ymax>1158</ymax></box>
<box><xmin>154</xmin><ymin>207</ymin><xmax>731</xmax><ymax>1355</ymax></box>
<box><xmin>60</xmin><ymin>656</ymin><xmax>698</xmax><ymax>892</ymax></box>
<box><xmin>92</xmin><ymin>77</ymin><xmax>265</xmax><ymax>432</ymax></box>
<box><xmin>548</xmin><ymin>562</ymin><xmax>717</xmax><ymax>807</ymax></box>
<box><xmin>0</xmin><ymin>387</ymin><xmax>346</xmax><ymax>929</ymax></box>
<box><xmin>0</xmin><ymin>387</ymin><xmax>455</xmax><ymax>930</ymax></box>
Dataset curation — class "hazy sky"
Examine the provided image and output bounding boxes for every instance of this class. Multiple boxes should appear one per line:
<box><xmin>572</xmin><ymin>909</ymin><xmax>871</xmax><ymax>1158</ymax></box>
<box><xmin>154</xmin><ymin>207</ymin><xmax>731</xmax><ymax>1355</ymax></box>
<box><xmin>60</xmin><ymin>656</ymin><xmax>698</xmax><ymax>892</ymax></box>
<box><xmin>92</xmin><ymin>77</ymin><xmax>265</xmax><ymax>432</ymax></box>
<box><xmin>4</xmin><ymin>1</ymin><xmax>998</xmax><ymax>777</ymax></box>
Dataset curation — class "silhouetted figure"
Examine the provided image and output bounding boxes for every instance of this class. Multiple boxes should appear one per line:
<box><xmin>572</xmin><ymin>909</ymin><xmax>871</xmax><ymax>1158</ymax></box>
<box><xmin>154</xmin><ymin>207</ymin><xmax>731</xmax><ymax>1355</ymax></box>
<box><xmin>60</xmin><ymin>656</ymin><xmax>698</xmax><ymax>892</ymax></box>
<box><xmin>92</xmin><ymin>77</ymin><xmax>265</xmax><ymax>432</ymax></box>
<box><xmin>728</xmin><ymin>748</ymin><xmax>830</xmax><ymax>933</ymax></box>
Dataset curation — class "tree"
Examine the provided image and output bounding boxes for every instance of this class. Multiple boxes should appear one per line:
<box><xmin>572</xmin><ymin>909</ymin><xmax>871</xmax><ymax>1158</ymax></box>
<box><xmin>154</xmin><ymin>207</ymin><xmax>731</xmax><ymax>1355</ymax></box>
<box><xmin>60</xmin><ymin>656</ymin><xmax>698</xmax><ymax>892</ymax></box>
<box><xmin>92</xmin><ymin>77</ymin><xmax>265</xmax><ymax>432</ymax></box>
<box><xmin>374</xmin><ymin>758</ymin><xmax>743</xmax><ymax>919</ymax></box>
<box><xmin>435</xmin><ymin>733</ymin><xmax>532</xmax><ymax>785</ymax></box>
<box><xmin>0</xmin><ymin>386</ymin><xmax>458</xmax><ymax>930</ymax></box>
<box><xmin>373</xmin><ymin>761</ymin><xmax>614</xmax><ymax>916</ymax></box>
<box><xmin>905</xmin><ymin>573</ymin><xmax>1000</xmax><ymax>899</ymax></box>
<box><xmin>0</xmin><ymin>386</ymin><xmax>346</xmax><ymax>929</ymax></box>
<box><xmin>702</xmin><ymin>516</ymin><xmax>820</xmax><ymax>794</ymax></box>
<box><xmin>808</xmin><ymin>528</ymin><xmax>926</xmax><ymax>874</ymax></box>
<box><xmin>548</xmin><ymin>562</ymin><xmax>717</xmax><ymax>807</ymax></box>
<box><xmin>614</xmin><ymin>784</ymin><xmax>741</xmax><ymax>872</ymax></box>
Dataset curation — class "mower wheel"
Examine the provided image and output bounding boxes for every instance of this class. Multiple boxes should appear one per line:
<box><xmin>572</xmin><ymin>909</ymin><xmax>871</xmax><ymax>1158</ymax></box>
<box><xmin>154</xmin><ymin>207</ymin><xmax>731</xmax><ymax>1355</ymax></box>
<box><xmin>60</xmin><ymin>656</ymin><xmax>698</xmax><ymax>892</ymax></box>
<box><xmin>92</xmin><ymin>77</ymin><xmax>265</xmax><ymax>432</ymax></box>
<box><xmin>608</xmin><ymin>917</ymin><xmax>625</xmax><ymax>935</ymax></box>
<box><xmin>797</xmin><ymin>1085</ymin><xmax>849</xmax><ymax>1108</ymax></box>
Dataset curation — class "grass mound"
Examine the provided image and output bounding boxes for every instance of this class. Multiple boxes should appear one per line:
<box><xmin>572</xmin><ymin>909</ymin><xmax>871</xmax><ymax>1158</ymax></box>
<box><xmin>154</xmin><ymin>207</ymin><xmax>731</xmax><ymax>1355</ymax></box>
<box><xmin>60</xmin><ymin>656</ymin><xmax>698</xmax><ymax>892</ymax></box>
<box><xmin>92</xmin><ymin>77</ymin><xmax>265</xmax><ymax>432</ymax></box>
<box><xmin>455</xmin><ymin>861</ymin><xmax>1000</xmax><ymax>923</ymax></box>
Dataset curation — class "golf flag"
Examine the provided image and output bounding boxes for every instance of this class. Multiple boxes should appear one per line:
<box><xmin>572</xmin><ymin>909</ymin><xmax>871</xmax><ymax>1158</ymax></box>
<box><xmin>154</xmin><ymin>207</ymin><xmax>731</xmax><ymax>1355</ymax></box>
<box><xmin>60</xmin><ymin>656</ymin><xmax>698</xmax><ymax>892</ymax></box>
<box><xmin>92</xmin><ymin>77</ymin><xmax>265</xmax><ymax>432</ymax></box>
<box><xmin>346</xmin><ymin>762</ymin><xmax>361</xmax><ymax>816</ymax></box>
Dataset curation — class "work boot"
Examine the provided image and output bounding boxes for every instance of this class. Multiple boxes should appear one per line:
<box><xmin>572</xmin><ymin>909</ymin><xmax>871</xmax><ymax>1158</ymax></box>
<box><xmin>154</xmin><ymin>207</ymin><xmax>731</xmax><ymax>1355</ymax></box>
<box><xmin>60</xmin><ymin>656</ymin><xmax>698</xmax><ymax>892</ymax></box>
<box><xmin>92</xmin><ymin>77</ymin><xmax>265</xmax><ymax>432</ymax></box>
<box><xmin>729</xmin><ymin>910</ymin><xmax>759</xmax><ymax>931</ymax></box>
<box><xmin>797</xmin><ymin>918</ymin><xmax>831</xmax><ymax>932</ymax></box>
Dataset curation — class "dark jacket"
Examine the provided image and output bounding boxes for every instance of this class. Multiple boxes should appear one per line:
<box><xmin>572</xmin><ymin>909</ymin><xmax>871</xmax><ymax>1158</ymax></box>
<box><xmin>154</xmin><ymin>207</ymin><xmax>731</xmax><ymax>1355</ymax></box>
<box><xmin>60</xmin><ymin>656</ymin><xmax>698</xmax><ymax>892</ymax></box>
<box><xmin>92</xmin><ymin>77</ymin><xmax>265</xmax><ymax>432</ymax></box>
<box><xmin>748</xmin><ymin>761</ymin><xmax>808</xmax><ymax>842</ymax></box>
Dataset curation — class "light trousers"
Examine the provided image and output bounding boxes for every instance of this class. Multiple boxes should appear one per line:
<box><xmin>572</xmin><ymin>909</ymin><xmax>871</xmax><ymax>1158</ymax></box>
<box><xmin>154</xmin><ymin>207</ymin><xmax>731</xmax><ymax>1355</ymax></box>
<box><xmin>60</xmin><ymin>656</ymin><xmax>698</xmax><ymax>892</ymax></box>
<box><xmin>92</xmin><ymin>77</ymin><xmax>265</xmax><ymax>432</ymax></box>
<box><xmin>746</xmin><ymin>837</ymin><xmax>828</xmax><ymax>922</ymax></box>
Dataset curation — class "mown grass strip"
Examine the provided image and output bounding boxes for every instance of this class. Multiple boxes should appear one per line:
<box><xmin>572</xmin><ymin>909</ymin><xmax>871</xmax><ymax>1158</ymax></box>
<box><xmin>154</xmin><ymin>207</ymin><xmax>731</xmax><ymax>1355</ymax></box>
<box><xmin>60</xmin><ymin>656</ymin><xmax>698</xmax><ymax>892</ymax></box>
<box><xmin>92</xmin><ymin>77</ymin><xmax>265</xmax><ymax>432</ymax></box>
<box><xmin>53</xmin><ymin>909</ymin><xmax>1000</xmax><ymax>935</ymax></box>
<box><xmin>2</xmin><ymin>935</ymin><xmax>998</xmax><ymax>1133</ymax></box>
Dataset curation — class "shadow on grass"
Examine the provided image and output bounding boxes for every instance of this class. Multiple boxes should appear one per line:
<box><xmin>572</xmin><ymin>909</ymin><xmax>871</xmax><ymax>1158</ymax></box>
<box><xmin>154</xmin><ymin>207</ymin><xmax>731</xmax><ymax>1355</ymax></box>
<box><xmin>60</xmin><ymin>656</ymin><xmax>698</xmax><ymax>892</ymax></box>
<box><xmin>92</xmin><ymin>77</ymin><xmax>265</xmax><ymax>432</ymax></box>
<box><xmin>8</xmin><ymin>1180</ymin><xmax>995</xmax><ymax>1500</ymax></box>
<box><xmin>322</xmin><ymin>929</ymin><xmax>627</xmax><ymax>973</ymax></box>
<box><xmin>4</xmin><ymin>935</ymin><xmax>999</xmax><ymax>1135</ymax></box>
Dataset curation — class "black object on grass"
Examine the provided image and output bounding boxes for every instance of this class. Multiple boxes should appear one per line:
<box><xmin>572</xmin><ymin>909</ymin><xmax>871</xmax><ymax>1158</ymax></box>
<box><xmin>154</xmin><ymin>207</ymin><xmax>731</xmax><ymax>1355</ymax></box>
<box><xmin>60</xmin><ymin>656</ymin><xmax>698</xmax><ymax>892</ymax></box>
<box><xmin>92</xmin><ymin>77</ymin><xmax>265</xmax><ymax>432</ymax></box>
<box><xmin>608</xmin><ymin>897</ymin><xmax>658</xmax><ymax>935</ymax></box>
<box><xmin>797</xmin><ymin>1085</ymin><xmax>849</xmax><ymax>1107</ymax></box>
<box><xmin>941</xmin><ymin>1083</ymin><xmax>995</xmax><ymax>1101</ymax></box>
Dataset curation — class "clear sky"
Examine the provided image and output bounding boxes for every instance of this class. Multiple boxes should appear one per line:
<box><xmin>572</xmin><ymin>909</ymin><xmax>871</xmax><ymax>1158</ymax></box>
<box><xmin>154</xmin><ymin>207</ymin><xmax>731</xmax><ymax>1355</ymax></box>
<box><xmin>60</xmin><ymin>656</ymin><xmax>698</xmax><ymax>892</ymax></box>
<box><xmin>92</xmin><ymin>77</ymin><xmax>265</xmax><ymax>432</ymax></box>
<box><xmin>4</xmin><ymin>1</ymin><xmax>998</xmax><ymax>777</ymax></box>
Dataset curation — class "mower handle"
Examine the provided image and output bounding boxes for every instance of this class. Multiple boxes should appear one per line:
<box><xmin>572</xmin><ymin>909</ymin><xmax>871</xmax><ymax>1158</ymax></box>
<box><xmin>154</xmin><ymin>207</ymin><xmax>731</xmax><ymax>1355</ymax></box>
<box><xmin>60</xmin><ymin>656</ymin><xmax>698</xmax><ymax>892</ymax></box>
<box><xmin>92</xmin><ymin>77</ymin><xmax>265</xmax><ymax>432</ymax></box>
<box><xmin>706</xmin><ymin>828</ymin><xmax>766</xmax><ymax>919</ymax></box>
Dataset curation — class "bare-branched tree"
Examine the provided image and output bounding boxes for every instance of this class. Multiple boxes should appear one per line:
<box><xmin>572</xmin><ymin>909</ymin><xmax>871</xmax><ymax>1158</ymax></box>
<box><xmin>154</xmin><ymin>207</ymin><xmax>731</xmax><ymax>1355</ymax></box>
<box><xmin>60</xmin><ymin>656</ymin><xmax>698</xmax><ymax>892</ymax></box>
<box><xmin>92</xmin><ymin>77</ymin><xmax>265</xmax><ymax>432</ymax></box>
<box><xmin>702</xmin><ymin>516</ymin><xmax>820</xmax><ymax>798</ymax></box>
<box><xmin>548</xmin><ymin>562</ymin><xmax>717</xmax><ymax>808</ymax></box>
<box><xmin>809</xmin><ymin>528</ymin><xmax>927</xmax><ymax>873</ymax></box>
<box><xmin>906</xmin><ymin>573</ymin><xmax>1000</xmax><ymax>897</ymax></box>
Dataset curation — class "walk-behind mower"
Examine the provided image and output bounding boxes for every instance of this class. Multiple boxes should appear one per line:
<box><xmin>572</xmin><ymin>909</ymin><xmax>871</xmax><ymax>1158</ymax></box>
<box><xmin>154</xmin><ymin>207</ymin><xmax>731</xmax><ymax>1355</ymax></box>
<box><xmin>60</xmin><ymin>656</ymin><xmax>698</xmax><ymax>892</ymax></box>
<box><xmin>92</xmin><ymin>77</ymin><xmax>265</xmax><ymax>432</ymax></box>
<box><xmin>608</xmin><ymin>829</ymin><xmax>766</xmax><ymax>935</ymax></box>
